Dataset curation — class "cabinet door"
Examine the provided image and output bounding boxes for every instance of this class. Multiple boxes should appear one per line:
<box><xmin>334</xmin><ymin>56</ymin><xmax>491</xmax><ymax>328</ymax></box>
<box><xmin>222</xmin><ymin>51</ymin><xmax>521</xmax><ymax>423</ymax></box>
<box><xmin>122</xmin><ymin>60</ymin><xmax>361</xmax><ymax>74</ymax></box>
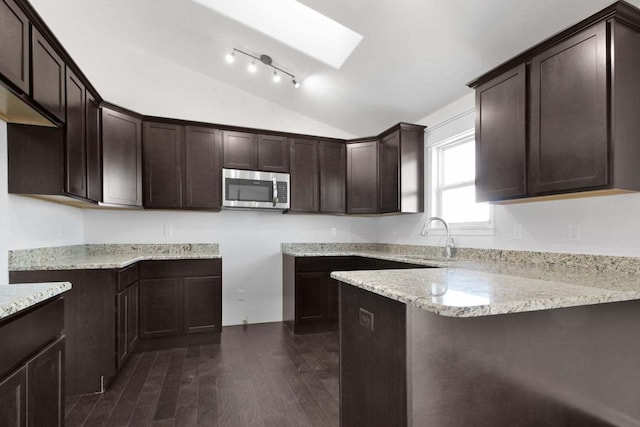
<box><xmin>139</xmin><ymin>278</ymin><xmax>183</xmax><ymax>338</ymax></box>
<box><xmin>102</xmin><ymin>107</ymin><xmax>142</xmax><ymax>207</ymax></box>
<box><xmin>142</xmin><ymin>122</ymin><xmax>183</xmax><ymax>209</ymax></box>
<box><xmin>0</xmin><ymin>0</ymin><xmax>29</xmax><ymax>94</ymax></box>
<box><xmin>184</xmin><ymin>276</ymin><xmax>221</xmax><ymax>334</ymax></box>
<box><xmin>116</xmin><ymin>289</ymin><xmax>128</xmax><ymax>369</ymax></box>
<box><xmin>290</xmin><ymin>138</ymin><xmax>319</xmax><ymax>212</ymax></box>
<box><xmin>26</xmin><ymin>337</ymin><xmax>64</xmax><ymax>427</ymax></box>
<box><xmin>529</xmin><ymin>22</ymin><xmax>608</xmax><ymax>195</ymax></box>
<box><xmin>0</xmin><ymin>367</ymin><xmax>26</xmax><ymax>427</ymax></box>
<box><xmin>128</xmin><ymin>282</ymin><xmax>139</xmax><ymax>352</ymax></box>
<box><xmin>257</xmin><ymin>134</ymin><xmax>289</xmax><ymax>172</ymax></box>
<box><xmin>319</xmin><ymin>141</ymin><xmax>346</xmax><ymax>213</ymax></box>
<box><xmin>475</xmin><ymin>64</ymin><xmax>527</xmax><ymax>202</ymax></box>
<box><xmin>31</xmin><ymin>27</ymin><xmax>65</xmax><ymax>122</ymax></box>
<box><xmin>347</xmin><ymin>140</ymin><xmax>378</xmax><ymax>214</ymax></box>
<box><xmin>65</xmin><ymin>69</ymin><xmax>87</xmax><ymax>199</ymax></box>
<box><xmin>295</xmin><ymin>272</ymin><xmax>325</xmax><ymax>323</ymax></box>
<box><xmin>378</xmin><ymin>131</ymin><xmax>400</xmax><ymax>213</ymax></box>
<box><xmin>184</xmin><ymin>126</ymin><xmax>221</xmax><ymax>209</ymax></box>
<box><xmin>222</xmin><ymin>131</ymin><xmax>257</xmax><ymax>170</ymax></box>
<box><xmin>86</xmin><ymin>93</ymin><xmax>101</xmax><ymax>202</ymax></box>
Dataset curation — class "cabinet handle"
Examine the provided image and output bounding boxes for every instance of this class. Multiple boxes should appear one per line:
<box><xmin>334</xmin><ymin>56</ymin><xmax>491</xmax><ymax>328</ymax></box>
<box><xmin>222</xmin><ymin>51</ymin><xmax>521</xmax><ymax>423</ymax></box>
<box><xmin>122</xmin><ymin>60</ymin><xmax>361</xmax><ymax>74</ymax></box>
<box><xmin>273</xmin><ymin>177</ymin><xmax>278</xmax><ymax>206</ymax></box>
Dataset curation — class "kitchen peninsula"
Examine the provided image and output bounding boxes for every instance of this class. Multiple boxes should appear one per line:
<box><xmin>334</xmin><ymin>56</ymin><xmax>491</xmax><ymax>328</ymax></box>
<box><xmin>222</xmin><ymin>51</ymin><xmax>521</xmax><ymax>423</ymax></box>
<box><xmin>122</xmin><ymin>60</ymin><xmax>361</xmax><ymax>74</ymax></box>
<box><xmin>331</xmin><ymin>256</ymin><xmax>640</xmax><ymax>426</ymax></box>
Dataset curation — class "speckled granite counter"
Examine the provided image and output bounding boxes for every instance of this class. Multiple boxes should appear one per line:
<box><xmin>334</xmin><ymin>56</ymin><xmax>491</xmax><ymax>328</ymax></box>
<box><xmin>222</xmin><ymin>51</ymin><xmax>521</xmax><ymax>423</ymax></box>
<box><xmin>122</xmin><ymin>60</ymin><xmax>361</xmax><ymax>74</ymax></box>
<box><xmin>283</xmin><ymin>243</ymin><xmax>640</xmax><ymax>317</ymax></box>
<box><xmin>0</xmin><ymin>282</ymin><xmax>71</xmax><ymax>320</ymax></box>
<box><xmin>9</xmin><ymin>244</ymin><xmax>221</xmax><ymax>271</ymax></box>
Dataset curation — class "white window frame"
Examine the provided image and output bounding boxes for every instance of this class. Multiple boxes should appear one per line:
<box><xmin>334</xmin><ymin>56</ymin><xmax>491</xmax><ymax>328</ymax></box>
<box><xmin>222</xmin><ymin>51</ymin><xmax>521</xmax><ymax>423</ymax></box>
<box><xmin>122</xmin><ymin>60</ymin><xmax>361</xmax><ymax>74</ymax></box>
<box><xmin>427</xmin><ymin>129</ymin><xmax>495</xmax><ymax>236</ymax></box>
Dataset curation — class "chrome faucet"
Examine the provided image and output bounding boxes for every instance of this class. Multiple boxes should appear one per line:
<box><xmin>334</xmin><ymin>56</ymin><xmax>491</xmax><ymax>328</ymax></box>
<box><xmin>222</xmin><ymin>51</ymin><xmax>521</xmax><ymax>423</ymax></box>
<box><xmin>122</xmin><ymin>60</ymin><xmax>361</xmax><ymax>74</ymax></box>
<box><xmin>421</xmin><ymin>217</ymin><xmax>455</xmax><ymax>259</ymax></box>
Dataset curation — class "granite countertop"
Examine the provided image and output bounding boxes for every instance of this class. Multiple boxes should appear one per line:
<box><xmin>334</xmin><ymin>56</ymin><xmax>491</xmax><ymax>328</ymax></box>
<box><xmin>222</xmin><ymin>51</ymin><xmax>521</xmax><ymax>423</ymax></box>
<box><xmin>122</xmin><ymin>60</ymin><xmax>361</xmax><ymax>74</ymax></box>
<box><xmin>283</xmin><ymin>243</ymin><xmax>640</xmax><ymax>317</ymax></box>
<box><xmin>0</xmin><ymin>282</ymin><xmax>72</xmax><ymax>320</ymax></box>
<box><xmin>10</xmin><ymin>244</ymin><xmax>221</xmax><ymax>271</ymax></box>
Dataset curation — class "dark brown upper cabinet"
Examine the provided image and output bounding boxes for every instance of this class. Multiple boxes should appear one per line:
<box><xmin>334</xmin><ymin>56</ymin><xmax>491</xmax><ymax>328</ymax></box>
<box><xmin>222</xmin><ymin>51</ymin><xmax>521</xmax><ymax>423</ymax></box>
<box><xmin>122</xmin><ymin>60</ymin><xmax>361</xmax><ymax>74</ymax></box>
<box><xmin>102</xmin><ymin>107</ymin><xmax>142</xmax><ymax>207</ymax></box>
<box><xmin>257</xmin><ymin>134</ymin><xmax>289</xmax><ymax>172</ymax></box>
<box><xmin>31</xmin><ymin>27</ymin><xmax>65</xmax><ymax>122</ymax></box>
<box><xmin>142</xmin><ymin>122</ymin><xmax>184</xmax><ymax>209</ymax></box>
<box><xmin>223</xmin><ymin>131</ymin><xmax>289</xmax><ymax>172</ymax></box>
<box><xmin>0</xmin><ymin>0</ymin><xmax>29</xmax><ymax>94</ymax></box>
<box><xmin>529</xmin><ymin>22</ymin><xmax>608</xmax><ymax>195</ymax></box>
<box><xmin>222</xmin><ymin>131</ymin><xmax>257</xmax><ymax>170</ymax></box>
<box><xmin>319</xmin><ymin>141</ymin><xmax>346</xmax><ymax>214</ymax></box>
<box><xmin>184</xmin><ymin>126</ymin><xmax>221</xmax><ymax>210</ymax></box>
<box><xmin>86</xmin><ymin>93</ymin><xmax>102</xmax><ymax>202</ymax></box>
<box><xmin>475</xmin><ymin>64</ymin><xmax>526</xmax><ymax>202</ymax></box>
<box><xmin>290</xmin><ymin>138</ymin><xmax>319</xmax><ymax>212</ymax></box>
<box><xmin>347</xmin><ymin>140</ymin><xmax>378</xmax><ymax>214</ymax></box>
<box><xmin>378</xmin><ymin>124</ymin><xmax>425</xmax><ymax>214</ymax></box>
<box><xmin>65</xmin><ymin>69</ymin><xmax>86</xmax><ymax>199</ymax></box>
<box><xmin>142</xmin><ymin>122</ymin><xmax>221</xmax><ymax>210</ymax></box>
<box><xmin>469</xmin><ymin>3</ymin><xmax>640</xmax><ymax>202</ymax></box>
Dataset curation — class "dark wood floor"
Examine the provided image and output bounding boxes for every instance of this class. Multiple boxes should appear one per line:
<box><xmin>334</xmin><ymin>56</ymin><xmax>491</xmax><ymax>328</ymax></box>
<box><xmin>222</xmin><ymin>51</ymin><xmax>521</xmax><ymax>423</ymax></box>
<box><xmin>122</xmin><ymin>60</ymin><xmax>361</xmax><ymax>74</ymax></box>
<box><xmin>65</xmin><ymin>323</ymin><xmax>339</xmax><ymax>427</ymax></box>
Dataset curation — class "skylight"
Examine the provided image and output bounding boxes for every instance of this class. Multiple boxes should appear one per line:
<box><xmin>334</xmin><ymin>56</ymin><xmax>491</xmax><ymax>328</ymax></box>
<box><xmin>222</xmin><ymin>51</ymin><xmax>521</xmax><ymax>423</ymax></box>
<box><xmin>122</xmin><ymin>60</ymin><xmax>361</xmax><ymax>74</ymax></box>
<box><xmin>192</xmin><ymin>0</ymin><xmax>363</xmax><ymax>69</ymax></box>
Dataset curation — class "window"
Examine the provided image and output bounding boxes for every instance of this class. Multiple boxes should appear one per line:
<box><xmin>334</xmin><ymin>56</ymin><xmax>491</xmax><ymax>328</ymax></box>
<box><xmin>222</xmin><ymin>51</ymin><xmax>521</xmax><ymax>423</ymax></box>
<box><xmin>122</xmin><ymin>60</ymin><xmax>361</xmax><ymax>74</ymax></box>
<box><xmin>429</xmin><ymin>129</ymin><xmax>493</xmax><ymax>233</ymax></box>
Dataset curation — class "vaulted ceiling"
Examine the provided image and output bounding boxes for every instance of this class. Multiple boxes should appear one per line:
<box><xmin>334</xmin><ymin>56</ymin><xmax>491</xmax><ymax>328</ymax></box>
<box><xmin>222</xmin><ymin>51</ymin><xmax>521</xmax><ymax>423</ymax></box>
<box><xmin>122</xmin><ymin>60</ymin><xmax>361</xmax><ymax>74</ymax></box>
<box><xmin>28</xmin><ymin>0</ymin><xmax>640</xmax><ymax>136</ymax></box>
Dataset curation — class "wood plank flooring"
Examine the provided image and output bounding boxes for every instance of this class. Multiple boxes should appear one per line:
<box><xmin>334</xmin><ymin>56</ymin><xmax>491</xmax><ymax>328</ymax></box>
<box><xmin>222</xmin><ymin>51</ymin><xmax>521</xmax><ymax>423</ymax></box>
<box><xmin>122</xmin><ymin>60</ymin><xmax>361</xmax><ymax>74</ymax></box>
<box><xmin>65</xmin><ymin>322</ymin><xmax>339</xmax><ymax>427</ymax></box>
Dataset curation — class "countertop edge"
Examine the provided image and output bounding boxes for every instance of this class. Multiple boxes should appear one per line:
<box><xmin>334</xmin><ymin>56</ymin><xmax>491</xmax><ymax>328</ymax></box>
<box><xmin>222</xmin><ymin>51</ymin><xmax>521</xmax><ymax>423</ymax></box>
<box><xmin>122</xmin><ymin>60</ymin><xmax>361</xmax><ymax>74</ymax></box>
<box><xmin>10</xmin><ymin>253</ymin><xmax>222</xmax><ymax>271</ymax></box>
<box><xmin>0</xmin><ymin>282</ymin><xmax>72</xmax><ymax>320</ymax></box>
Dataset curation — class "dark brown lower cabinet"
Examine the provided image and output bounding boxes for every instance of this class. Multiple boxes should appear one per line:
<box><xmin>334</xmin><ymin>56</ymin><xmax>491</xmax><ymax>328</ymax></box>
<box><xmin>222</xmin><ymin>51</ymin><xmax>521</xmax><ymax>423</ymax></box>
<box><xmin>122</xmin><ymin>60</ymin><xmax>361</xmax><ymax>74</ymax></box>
<box><xmin>283</xmin><ymin>255</ymin><xmax>428</xmax><ymax>333</ymax></box>
<box><xmin>116</xmin><ymin>278</ymin><xmax>139</xmax><ymax>370</ymax></box>
<box><xmin>0</xmin><ymin>366</ymin><xmax>26</xmax><ymax>427</ymax></box>
<box><xmin>0</xmin><ymin>297</ymin><xmax>65</xmax><ymax>427</ymax></box>
<box><xmin>138</xmin><ymin>260</ymin><xmax>222</xmax><ymax>348</ymax></box>
<box><xmin>10</xmin><ymin>270</ymin><xmax>115</xmax><ymax>396</ymax></box>
<box><xmin>27</xmin><ymin>337</ymin><xmax>64</xmax><ymax>427</ymax></box>
<box><xmin>139</xmin><ymin>278</ymin><xmax>183</xmax><ymax>339</ymax></box>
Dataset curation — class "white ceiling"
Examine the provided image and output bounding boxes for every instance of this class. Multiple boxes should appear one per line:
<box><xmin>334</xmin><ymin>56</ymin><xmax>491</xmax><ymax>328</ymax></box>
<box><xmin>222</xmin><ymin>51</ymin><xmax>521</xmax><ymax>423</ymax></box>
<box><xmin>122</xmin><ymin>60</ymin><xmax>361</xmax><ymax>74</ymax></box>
<box><xmin>28</xmin><ymin>0</ymin><xmax>640</xmax><ymax>136</ymax></box>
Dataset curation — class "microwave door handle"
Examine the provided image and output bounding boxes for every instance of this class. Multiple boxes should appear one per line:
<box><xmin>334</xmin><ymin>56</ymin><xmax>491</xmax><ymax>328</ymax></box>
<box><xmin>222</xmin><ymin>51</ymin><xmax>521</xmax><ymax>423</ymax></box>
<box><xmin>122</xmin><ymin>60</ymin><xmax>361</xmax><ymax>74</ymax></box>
<box><xmin>273</xmin><ymin>178</ymin><xmax>278</xmax><ymax>206</ymax></box>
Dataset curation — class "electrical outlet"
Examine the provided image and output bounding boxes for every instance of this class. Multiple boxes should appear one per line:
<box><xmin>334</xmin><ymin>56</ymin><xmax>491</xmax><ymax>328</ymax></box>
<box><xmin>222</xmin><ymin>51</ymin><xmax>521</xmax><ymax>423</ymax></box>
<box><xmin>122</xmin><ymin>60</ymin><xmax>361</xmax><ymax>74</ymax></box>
<box><xmin>359</xmin><ymin>308</ymin><xmax>374</xmax><ymax>331</ymax></box>
<box><xmin>57</xmin><ymin>225</ymin><xmax>63</xmax><ymax>238</ymax></box>
<box><xmin>568</xmin><ymin>223</ymin><xmax>581</xmax><ymax>240</ymax></box>
<box><xmin>513</xmin><ymin>224</ymin><xmax>522</xmax><ymax>240</ymax></box>
<box><xmin>164</xmin><ymin>225</ymin><xmax>174</xmax><ymax>237</ymax></box>
<box><xmin>238</xmin><ymin>289</ymin><xmax>246</xmax><ymax>301</ymax></box>
<box><xmin>330</xmin><ymin>227</ymin><xmax>337</xmax><ymax>237</ymax></box>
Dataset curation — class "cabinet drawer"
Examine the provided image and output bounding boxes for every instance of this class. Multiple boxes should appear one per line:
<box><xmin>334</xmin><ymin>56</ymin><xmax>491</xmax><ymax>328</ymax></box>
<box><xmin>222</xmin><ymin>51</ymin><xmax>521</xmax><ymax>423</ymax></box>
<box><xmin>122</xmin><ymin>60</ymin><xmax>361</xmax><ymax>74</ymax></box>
<box><xmin>325</xmin><ymin>256</ymin><xmax>359</xmax><ymax>272</ymax></box>
<box><xmin>139</xmin><ymin>259</ymin><xmax>221</xmax><ymax>279</ymax></box>
<box><xmin>0</xmin><ymin>297</ymin><xmax>63</xmax><ymax>379</ymax></box>
<box><xmin>295</xmin><ymin>257</ymin><xmax>325</xmax><ymax>272</ymax></box>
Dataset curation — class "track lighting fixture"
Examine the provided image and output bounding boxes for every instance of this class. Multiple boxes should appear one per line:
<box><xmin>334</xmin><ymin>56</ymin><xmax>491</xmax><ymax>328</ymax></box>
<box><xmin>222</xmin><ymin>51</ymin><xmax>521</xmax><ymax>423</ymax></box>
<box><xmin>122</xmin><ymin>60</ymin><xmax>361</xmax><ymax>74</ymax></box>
<box><xmin>225</xmin><ymin>48</ymin><xmax>299</xmax><ymax>88</ymax></box>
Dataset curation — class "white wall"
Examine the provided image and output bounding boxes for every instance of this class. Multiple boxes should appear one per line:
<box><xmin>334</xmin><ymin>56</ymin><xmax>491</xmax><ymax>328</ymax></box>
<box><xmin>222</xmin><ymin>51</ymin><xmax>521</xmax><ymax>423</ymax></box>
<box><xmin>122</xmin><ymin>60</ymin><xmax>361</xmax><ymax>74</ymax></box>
<box><xmin>377</xmin><ymin>93</ymin><xmax>640</xmax><ymax>258</ymax></box>
<box><xmin>84</xmin><ymin>209</ymin><xmax>378</xmax><ymax>325</ymax></box>
<box><xmin>0</xmin><ymin>120</ymin><xmax>85</xmax><ymax>283</ymax></box>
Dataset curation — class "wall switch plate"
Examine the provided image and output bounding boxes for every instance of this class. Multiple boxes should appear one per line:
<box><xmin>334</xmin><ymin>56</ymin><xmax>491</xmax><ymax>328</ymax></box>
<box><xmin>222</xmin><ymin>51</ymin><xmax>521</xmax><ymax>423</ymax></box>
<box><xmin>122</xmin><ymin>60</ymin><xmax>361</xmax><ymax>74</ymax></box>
<box><xmin>238</xmin><ymin>289</ymin><xmax>246</xmax><ymax>301</ymax></box>
<box><xmin>164</xmin><ymin>225</ymin><xmax>174</xmax><ymax>237</ymax></box>
<box><xmin>359</xmin><ymin>308</ymin><xmax>374</xmax><ymax>331</ymax></box>
<box><xmin>330</xmin><ymin>227</ymin><xmax>337</xmax><ymax>237</ymax></box>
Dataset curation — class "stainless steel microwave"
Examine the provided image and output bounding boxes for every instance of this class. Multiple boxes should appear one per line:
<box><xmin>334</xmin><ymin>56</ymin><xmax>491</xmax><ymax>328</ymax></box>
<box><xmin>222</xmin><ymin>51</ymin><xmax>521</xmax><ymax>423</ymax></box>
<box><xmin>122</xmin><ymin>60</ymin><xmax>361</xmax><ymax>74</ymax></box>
<box><xmin>222</xmin><ymin>168</ymin><xmax>290</xmax><ymax>210</ymax></box>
